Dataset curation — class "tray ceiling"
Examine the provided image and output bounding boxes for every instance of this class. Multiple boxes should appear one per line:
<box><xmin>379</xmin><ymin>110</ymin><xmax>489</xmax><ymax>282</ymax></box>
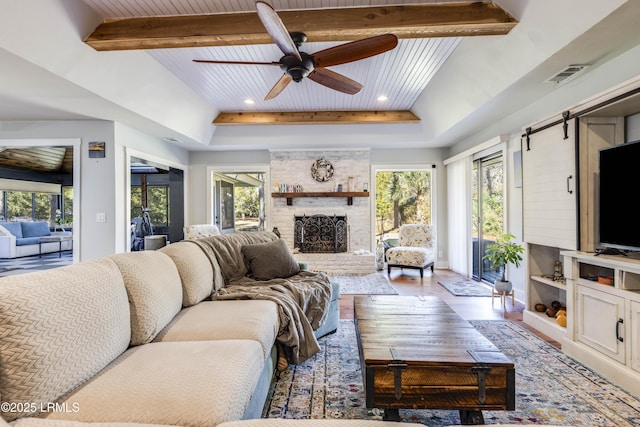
<box><xmin>79</xmin><ymin>1</ymin><xmax>516</xmax><ymax>122</ymax></box>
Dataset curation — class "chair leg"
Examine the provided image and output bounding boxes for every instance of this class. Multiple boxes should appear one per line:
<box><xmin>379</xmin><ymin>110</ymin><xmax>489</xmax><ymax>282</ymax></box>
<box><xmin>388</xmin><ymin>265</ymin><xmax>391</xmax><ymax>275</ymax></box>
<box><xmin>419</xmin><ymin>268</ymin><xmax>424</xmax><ymax>278</ymax></box>
<box><xmin>430</xmin><ymin>264</ymin><xmax>434</xmax><ymax>273</ymax></box>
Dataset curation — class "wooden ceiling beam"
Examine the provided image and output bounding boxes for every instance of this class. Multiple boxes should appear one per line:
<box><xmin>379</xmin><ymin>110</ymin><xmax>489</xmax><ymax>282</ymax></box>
<box><xmin>85</xmin><ymin>3</ymin><xmax>517</xmax><ymax>51</ymax></box>
<box><xmin>213</xmin><ymin>110</ymin><xmax>420</xmax><ymax>125</ymax></box>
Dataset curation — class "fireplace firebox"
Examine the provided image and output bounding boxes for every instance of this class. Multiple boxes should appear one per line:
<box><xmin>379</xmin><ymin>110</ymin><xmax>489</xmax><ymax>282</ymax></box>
<box><xmin>294</xmin><ymin>214</ymin><xmax>347</xmax><ymax>253</ymax></box>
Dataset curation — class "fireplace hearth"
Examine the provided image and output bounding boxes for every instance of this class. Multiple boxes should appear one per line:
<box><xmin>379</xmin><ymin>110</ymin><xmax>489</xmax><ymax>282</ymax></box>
<box><xmin>294</xmin><ymin>214</ymin><xmax>347</xmax><ymax>253</ymax></box>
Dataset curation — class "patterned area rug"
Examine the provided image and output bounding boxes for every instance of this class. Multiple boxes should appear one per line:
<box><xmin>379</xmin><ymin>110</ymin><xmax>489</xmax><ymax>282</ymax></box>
<box><xmin>329</xmin><ymin>273</ymin><xmax>398</xmax><ymax>295</ymax></box>
<box><xmin>263</xmin><ymin>319</ymin><xmax>640</xmax><ymax>426</ymax></box>
<box><xmin>0</xmin><ymin>252</ymin><xmax>73</xmax><ymax>277</ymax></box>
<box><xmin>438</xmin><ymin>279</ymin><xmax>493</xmax><ymax>296</ymax></box>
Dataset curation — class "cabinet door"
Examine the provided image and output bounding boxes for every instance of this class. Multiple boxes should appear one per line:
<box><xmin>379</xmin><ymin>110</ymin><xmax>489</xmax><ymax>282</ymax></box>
<box><xmin>576</xmin><ymin>285</ymin><xmax>625</xmax><ymax>363</ymax></box>
<box><xmin>522</xmin><ymin>120</ymin><xmax>577</xmax><ymax>250</ymax></box>
<box><xmin>631</xmin><ymin>301</ymin><xmax>640</xmax><ymax>372</ymax></box>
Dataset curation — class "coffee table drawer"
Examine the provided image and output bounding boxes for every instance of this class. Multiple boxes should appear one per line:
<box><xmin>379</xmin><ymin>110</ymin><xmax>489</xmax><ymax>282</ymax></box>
<box><xmin>363</xmin><ymin>363</ymin><xmax>515</xmax><ymax>410</ymax></box>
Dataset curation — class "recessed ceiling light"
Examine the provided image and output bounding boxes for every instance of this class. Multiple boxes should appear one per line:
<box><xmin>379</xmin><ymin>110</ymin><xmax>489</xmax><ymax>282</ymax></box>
<box><xmin>244</xmin><ymin>98</ymin><xmax>256</xmax><ymax>105</ymax></box>
<box><xmin>377</xmin><ymin>95</ymin><xmax>388</xmax><ymax>102</ymax></box>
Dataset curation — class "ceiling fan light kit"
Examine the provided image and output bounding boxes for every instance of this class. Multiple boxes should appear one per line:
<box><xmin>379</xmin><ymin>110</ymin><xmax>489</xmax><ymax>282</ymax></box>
<box><xmin>193</xmin><ymin>1</ymin><xmax>398</xmax><ymax>101</ymax></box>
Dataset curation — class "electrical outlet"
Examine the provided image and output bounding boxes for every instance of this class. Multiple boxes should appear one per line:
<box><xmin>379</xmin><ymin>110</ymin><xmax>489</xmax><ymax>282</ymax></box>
<box><xmin>96</xmin><ymin>212</ymin><xmax>106</xmax><ymax>223</ymax></box>
<box><xmin>438</xmin><ymin>250</ymin><xmax>443</xmax><ymax>258</ymax></box>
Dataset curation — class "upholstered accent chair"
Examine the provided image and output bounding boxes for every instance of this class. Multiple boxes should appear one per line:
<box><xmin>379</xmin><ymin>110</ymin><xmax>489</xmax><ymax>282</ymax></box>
<box><xmin>183</xmin><ymin>224</ymin><xmax>221</xmax><ymax>240</ymax></box>
<box><xmin>385</xmin><ymin>224</ymin><xmax>435</xmax><ymax>278</ymax></box>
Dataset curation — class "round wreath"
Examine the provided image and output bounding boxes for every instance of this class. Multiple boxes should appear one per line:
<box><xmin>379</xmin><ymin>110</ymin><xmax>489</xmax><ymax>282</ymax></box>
<box><xmin>311</xmin><ymin>158</ymin><xmax>334</xmax><ymax>182</ymax></box>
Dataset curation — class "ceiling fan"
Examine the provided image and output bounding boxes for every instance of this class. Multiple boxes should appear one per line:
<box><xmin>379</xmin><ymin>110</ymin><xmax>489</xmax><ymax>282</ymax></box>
<box><xmin>193</xmin><ymin>1</ymin><xmax>398</xmax><ymax>101</ymax></box>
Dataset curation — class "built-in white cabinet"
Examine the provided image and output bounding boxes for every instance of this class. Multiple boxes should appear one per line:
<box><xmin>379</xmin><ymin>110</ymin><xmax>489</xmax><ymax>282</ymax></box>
<box><xmin>522</xmin><ymin>117</ymin><xmax>623</xmax><ymax>342</ymax></box>
<box><xmin>575</xmin><ymin>284</ymin><xmax>625</xmax><ymax>363</ymax></box>
<box><xmin>562</xmin><ymin>251</ymin><xmax>640</xmax><ymax>396</ymax></box>
<box><xmin>630</xmin><ymin>301</ymin><xmax>640</xmax><ymax>372</ymax></box>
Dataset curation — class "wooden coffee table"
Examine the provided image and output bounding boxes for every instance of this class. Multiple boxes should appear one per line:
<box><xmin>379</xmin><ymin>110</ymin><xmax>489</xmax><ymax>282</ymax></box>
<box><xmin>354</xmin><ymin>295</ymin><xmax>515</xmax><ymax>425</ymax></box>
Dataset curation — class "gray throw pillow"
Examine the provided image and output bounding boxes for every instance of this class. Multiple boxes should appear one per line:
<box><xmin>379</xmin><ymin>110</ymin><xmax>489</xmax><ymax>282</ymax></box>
<box><xmin>242</xmin><ymin>238</ymin><xmax>300</xmax><ymax>280</ymax></box>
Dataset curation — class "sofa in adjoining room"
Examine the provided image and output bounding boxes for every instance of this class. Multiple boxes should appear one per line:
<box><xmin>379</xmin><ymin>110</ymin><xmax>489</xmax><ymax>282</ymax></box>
<box><xmin>0</xmin><ymin>221</ymin><xmax>72</xmax><ymax>258</ymax></box>
<box><xmin>0</xmin><ymin>230</ymin><xmax>339</xmax><ymax>427</ymax></box>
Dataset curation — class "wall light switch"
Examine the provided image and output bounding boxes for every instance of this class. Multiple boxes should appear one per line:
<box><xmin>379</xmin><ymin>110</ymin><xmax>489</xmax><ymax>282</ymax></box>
<box><xmin>96</xmin><ymin>212</ymin><xmax>106</xmax><ymax>223</ymax></box>
<box><xmin>438</xmin><ymin>250</ymin><xmax>443</xmax><ymax>258</ymax></box>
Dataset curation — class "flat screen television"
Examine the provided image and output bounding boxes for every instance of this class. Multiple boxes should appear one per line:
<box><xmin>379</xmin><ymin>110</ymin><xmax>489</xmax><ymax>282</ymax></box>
<box><xmin>598</xmin><ymin>140</ymin><xmax>640</xmax><ymax>253</ymax></box>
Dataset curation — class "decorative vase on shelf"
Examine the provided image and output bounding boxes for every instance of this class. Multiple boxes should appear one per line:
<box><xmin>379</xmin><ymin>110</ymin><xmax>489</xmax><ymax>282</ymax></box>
<box><xmin>347</xmin><ymin>176</ymin><xmax>354</xmax><ymax>192</ymax></box>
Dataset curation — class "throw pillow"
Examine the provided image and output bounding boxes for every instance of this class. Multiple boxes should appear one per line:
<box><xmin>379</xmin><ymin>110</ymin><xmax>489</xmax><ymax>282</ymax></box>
<box><xmin>242</xmin><ymin>238</ymin><xmax>300</xmax><ymax>281</ymax></box>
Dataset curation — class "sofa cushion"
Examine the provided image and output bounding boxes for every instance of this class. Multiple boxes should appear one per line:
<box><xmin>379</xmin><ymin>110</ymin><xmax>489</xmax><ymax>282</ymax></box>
<box><xmin>159</xmin><ymin>241</ymin><xmax>214</xmax><ymax>306</ymax></box>
<box><xmin>46</xmin><ymin>341</ymin><xmax>265</xmax><ymax>427</ymax></box>
<box><xmin>20</xmin><ymin>221</ymin><xmax>51</xmax><ymax>238</ymax></box>
<box><xmin>109</xmin><ymin>252</ymin><xmax>183</xmax><ymax>346</ymax></box>
<box><xmin>13</xmin><ymin>420</ymin><xmax>178</xmax><ymax>427</ymax></box>
<box><xmin>15</xmin><ymin>236</ymin><xmax>41</xmax><ymax>246</ymax></box>
<box><xmin>242</xmin><ymin>238</ymin><xmax>300</xmax><ymax>281</ymax></box>
<box><xmin>183</xmin><ymin>224</ymin><xmax>221</xmax><ymax>240</ymax></box>
<box><xmin>0</xmin><ymin>259</ymin><xmax>130</xmax><ymax>421</ymax></box>
<box><xmin>0</xmin><ymin>221</ymin><xmax>22</xmax><ymax>238</ymax></box>
<box><xmin>0</xmin><ymin>224</ymin><xmax>13</xmax><ymax>237</ymax></box>
<box><xmin>154</xmin><ymin>300</ymin><xmax>279</xmax><ymax>358</ymax></box>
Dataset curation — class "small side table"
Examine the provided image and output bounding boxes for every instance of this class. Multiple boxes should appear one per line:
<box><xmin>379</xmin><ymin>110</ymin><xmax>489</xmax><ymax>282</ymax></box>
<box><xmin>492</xmin><ymin>287</ymin><xmax>515</xmax><ymax>306</ymax></box>
<box><xmin>39</xmin><ymin>235</ymin><xmax>72</xmax><ymax>258</ymax></box>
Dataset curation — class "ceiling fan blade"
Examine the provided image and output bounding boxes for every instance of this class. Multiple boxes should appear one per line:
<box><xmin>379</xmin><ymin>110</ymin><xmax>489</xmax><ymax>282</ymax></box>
<box><xmin>255</xmin><ymin>1</ymin><xmax>302</xmax><ymax>61</ymax></box>
<box><xmin>312</xmin><ymin>34</ymin><xmax>398</xmax><ymax>68</ymax></box>
<box><xmin>308</xmin><ymin>68</ymin><xmax>363</xmax><ymax>95</ymax></box>
<box><xmin>265</xmin><ymin>74</ymin><xmax>293</xmax><ymax>100</ymax></box>
<box><xmin>193</xmin><ymin>59</ymin><xmax>280</xmax><ymax>66</ymax></box>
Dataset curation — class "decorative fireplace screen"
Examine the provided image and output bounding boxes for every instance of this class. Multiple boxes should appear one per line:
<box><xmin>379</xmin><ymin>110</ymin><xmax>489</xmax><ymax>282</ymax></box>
<box><xmin>294</xmin><ymin>214</ymin><xmax>347</xmax><ymax>253</ymax></box>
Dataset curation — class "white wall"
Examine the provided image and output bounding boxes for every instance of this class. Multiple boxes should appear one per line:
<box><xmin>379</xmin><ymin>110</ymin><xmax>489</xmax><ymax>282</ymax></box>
<box><xmin>1</xmin><ymin>121</ymin><xmax>116</xmax><ymax>260</ymax></box>
<box><xmin>505</xmin><ymin>136</ymin><xmax>525</xmax><ymax>301</ymax></box>
<box><xmin>187</xmin><ymin>150</ymin><xmax>271</xmax><ymax>226</ymax></box>
<box><xmin>627</xmin><ymin>112</ymin><xmax>640</xmax><ymax>142</ymax></box>
<box><xmin>188</xmin><ymin>147</ymin><xmax>451</xmax><ymax>264</ymax></box>
<box><xmin>0</xmin><ymin>120</ymin><xmax>189</xmax><ymax>260</ymax></box>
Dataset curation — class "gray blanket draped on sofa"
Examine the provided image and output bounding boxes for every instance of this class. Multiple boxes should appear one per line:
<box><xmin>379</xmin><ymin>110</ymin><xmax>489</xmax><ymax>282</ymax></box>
<box><xmin>191</xmin><ymin>232</ymin><xmax>331</xmax><ymax>364</ymax></box>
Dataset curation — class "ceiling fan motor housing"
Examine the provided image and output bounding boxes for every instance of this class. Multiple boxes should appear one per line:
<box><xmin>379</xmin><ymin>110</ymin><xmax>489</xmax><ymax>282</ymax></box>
<box><xmin>279</xmin><ymin>52</ymin><xmax>314</xmax><ymax>82</ymax></box>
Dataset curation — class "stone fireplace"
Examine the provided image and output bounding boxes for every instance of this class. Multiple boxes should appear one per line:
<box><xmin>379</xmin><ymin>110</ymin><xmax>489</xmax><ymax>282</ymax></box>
<box><xmin>270</xmin><ymin>150</ymin><xmax>374</xmax><ymax>274</ymax></box>
<box><xmin>294</xmin><ymin>214</ymin><xmax>347</xmax><ymax>253</ymax></box>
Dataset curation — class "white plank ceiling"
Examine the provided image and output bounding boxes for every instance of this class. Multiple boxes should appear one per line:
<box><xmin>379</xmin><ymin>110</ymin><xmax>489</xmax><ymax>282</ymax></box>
<box><xmin>80</xmin><ymin>0</ymin><xmax>466</xmax><ymax>112</ymax></box>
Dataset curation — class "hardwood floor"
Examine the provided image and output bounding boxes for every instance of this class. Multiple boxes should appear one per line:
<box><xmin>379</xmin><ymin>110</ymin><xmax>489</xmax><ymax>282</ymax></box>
<box><xmin>339</xmin><ymin>268</ymin><xmax>561</xmax><ymax>348</ymax></box>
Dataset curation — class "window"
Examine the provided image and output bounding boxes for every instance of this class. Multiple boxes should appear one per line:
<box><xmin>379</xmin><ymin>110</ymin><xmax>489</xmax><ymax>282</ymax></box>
<box><xmin>472</xmin><ymin>152</ymin><xmax>504</xmax><ymax>282</ymax></box>
<box><xmin>130</xmin><ymin>185</ymin><xmax>169</xmax><ymax>226</ymax></box>
<box><xmin>212</xmin><ymin>171</ymin><xmax>266</xmax><ymax>233</ymax></box>
<box><xmin>375</xmin><ymin>169</ymin><xmax>432</xmax><ymax>241</ymax></box>
<box><xmin>2</xmin><ymin>191</ymin><xmax>54</xmax><ymax>222</ymax></box>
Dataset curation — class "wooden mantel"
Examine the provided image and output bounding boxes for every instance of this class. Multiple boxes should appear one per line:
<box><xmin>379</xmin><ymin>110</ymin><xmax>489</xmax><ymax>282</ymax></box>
<box><xmin>272</xmin><ymin>191</ymin><xmax>369</xmax><ymax>206</ymax></box>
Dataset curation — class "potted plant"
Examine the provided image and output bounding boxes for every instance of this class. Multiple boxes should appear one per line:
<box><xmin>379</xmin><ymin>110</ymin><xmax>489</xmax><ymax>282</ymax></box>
<box><xmin>483</xmin><ymin>233</ymin><xmax>524</xmax><ymax>293</ymax></box>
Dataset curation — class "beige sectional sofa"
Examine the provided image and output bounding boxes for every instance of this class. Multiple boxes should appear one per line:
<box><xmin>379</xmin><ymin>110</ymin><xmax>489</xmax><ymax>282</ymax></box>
<box><xmin>0</xmin><ymin>231</ymin><xmax>338</xmax><ymax>427</ymax></box>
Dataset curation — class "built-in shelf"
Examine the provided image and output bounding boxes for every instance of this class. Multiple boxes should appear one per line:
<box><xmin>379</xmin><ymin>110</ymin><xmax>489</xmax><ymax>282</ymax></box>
<box><xmin>531</xmin><ymin>275</ymin><xmax>566</xmax><ymax>290</ymax></box>
<box><xmin>271</xmin><ymin>191</ymin><xmax>369</xmax><ymax>206</ymax></box>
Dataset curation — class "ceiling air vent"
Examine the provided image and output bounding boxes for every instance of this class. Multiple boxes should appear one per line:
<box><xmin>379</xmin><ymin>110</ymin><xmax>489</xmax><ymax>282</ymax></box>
<box><xmin>546</xmin><ymin>64</ymin><xmax>590</xmax><ymax>85</ymax></box>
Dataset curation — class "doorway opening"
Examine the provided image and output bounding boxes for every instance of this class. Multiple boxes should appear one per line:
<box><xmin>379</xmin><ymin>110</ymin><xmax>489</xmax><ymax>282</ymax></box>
<box><xmin>212</xmin><ymin>171</ymin><xmax>266</xmax><ymax>233</ymax></box>
<box><xmin>130</xmin><ymin>157</ymin><xmax>184</xmax><ymax>250</ymax></box>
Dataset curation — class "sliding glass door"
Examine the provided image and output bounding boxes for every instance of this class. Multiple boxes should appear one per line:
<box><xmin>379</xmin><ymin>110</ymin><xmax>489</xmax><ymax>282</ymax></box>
<box><xmin>472</xmin><ymin>153</ymin><xmax>504</xmax><ymax>282</ymax></box>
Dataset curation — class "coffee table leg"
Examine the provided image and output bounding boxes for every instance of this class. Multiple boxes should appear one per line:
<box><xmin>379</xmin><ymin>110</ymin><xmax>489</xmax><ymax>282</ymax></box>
<box><xmin>459</xmin><ymin>410</ymin><xmax>485</xmax><ymax>425</ymax></box>
<box><xmin>382</xmin><ymin>409</ymin><xmax>401</xmax><ymax>422</ymax></box>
